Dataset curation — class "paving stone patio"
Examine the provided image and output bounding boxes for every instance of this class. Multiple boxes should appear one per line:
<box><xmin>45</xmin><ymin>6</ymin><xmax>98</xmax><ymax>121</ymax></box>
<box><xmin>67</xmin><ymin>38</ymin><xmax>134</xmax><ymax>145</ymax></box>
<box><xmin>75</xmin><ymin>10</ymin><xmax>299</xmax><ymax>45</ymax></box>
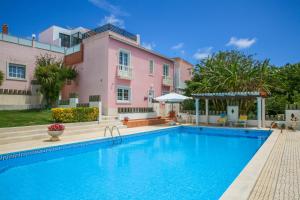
<box><xmin>249</xmin><ymin>130</ymin><xmax>300</xmax><ymax>200</ymax></box>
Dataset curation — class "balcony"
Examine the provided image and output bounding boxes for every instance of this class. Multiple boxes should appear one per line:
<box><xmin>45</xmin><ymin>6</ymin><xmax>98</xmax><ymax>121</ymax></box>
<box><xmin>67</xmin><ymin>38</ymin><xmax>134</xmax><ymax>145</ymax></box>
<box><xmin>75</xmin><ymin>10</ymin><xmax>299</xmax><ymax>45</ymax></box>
<box><xmin>177</xmin><ymin>81</ymin><xmax>187</xmax><ymax>89</ymax></box>
<box><xmin>162</xmin><ymin>76</ymin><xmax>173</xmax><ymax>86</ymax></box>
<box><xmin>117</xmin><ymin>65</ymin><xmax>133</xmax><ymax>80</ymax></box>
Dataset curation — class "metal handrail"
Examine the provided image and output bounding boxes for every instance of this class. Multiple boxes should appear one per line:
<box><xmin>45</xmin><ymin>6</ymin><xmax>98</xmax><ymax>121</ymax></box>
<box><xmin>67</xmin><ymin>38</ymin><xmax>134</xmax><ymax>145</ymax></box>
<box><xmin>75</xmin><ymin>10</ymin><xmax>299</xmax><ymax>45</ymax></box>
<box><xmin>269</xmin><ymin>121</ymin><xmax>276</xmax><ymax>131</ymax></box>
<box><xmin>104</xmin><ymin>125</ymin><xmax>122</xmax><ymax>144</ymax></box>
<box><xmin>111</xmin><ymin>125</ymin><xmax>122</xmax><ymax>144</ymax></box>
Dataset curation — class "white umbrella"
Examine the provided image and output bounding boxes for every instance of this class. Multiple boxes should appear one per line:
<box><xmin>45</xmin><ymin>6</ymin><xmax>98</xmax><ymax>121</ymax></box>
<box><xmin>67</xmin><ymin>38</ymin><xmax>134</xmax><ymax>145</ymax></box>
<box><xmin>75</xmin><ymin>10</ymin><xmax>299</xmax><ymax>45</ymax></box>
<box><xmin>154</xmin><ymin>92</ymin><xmax>192</xmax><ymax>103</ymax></box>
<box><xmin>154</xmin><ymin>93</ymin><xmax>192</xmax><ymax>112</ymax></box>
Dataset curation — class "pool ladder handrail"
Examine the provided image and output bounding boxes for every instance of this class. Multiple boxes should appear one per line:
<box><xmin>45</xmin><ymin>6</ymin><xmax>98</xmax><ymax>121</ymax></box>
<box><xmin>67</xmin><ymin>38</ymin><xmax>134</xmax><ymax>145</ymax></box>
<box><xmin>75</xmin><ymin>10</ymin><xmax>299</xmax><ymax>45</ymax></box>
<box><xmin>104</xmin><ymin>125</ymin><xmax>122</xmax><ymax>144</ymax></box>
<box><xmin>269</xmin><ymin>121</ymin><xmax>276</xmax><ymax>131</ymax></box>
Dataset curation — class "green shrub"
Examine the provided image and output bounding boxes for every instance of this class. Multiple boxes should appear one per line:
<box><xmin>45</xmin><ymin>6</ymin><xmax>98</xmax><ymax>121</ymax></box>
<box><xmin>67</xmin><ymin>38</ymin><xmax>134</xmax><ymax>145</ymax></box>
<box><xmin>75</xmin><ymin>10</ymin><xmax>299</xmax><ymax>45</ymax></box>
<box><xmin>0</xmin><ymin>70</ymin><xmax>3</xmax><ymax>86</ymax></box>
<box><xmin>52</xmin><ymin>107</ymin><xmax>99</xmax><ymax>123</ymax></box>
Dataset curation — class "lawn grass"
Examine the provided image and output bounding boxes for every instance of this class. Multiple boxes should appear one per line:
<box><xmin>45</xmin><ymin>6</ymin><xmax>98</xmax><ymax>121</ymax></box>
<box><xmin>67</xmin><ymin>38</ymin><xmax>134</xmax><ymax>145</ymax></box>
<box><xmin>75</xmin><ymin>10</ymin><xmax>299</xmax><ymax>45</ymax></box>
<box><xmin>0</xmin><ymin>109</ymin><xmax>53</xmax><ymax>128</ymax></box>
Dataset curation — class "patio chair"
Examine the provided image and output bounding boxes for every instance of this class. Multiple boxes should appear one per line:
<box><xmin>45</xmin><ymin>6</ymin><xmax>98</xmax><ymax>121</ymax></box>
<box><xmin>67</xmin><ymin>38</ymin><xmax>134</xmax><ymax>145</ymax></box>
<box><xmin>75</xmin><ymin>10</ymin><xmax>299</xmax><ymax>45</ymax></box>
<box><xmin>235</xmin><ymin>115</ymin><xmax>248</xmax><ymax>128</ymax></box>
<box><xmin>217</xmin><ymin>113</ymin><xmax>227</xmax><ymax>126</ymax></box>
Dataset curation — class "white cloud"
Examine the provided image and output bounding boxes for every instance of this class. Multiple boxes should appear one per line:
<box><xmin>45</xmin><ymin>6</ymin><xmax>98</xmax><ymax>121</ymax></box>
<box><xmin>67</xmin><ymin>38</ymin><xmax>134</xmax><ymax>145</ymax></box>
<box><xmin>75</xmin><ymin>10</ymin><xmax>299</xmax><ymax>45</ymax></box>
<box><xmin>89</xmin><ymin>0</ymin><xmax>128</xmax><ymax>16</ymax></box>
<box><xmin>226</xmin><ymin>37</ymin><xmax>256</xmax><ymax>49</ymax></box>
<box><xmin>99</xmin><ymin>15</ymin><xmax>125</xmax><ymax>28</ymax></box>
<box><xmin>171</xmin><ymin>42</ymin><xmax>184</xmax><ymax>50</ymax></box>
<box><xmin>142</xmin><ymin>42</ymin><xmax>156</xmax><ymax>50</ymax></box>
<box><xmin>193</xmin><ymin>47</ymin><xmax>213</xmax><ymax>60</ymax></box>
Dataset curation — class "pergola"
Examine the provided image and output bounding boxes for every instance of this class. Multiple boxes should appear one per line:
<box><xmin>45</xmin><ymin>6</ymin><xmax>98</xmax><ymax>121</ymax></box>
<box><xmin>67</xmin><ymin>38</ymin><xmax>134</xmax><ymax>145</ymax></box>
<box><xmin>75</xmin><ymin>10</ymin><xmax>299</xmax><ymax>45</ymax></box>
<box><xmin>191</xmin><ymin>91</ymin><xmax>268</xmax><ymax>128</ymax></box>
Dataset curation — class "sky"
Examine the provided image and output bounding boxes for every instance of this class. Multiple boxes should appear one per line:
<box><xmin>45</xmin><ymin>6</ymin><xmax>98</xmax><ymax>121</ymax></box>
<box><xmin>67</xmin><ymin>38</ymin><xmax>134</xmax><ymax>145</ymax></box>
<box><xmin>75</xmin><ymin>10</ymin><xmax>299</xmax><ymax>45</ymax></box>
<box><xmin>0</xmin><ymin>0</ymin><xmax>300</xmax><ymax>66</ymax></box>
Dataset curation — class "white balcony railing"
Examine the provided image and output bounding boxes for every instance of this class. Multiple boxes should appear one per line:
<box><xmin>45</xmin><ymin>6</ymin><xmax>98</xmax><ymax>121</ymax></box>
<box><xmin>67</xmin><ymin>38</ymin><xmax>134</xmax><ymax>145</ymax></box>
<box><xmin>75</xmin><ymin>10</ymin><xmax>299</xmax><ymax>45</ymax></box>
<box><xmin>117</xmin><ymin>65</ymin><xmax>133</xmax><ymax>80</ymax></box>
<box><xmin>162</xmin><ymin>76</ymin><xmax>173</xmax><ymax>86</ymax></box>
<box><xmin>177</xmin><ymin>81</ymin><xmax>187</xmax><ymax>89</ymax></box>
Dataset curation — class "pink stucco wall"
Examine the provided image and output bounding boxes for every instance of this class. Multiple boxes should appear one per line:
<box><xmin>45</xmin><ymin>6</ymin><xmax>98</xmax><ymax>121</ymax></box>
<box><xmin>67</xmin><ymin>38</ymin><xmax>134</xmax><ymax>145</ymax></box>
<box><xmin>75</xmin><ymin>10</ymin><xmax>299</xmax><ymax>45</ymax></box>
<box><xmin>0</xmin><ymin>40</ymin><xmax>64</xmax><ymax>91</ymax></box>
<box><xmin>179</xmin><ymin>60</ymin><xmax>193</xmax><ymax>82</ymax></box>
<box><xmin>65</xmin><ymin>33</ymin><xmax>175</xmax><ymax>115</ymax></box>
<box><xmin>64</xmin><ymin>32</ymin><xmax>110</xmax><ymax>114</ymax></box>
<box><xmin>107</xmin><ymin>38</ymin><xmax>174</xmax><ymax>112</ymax></box>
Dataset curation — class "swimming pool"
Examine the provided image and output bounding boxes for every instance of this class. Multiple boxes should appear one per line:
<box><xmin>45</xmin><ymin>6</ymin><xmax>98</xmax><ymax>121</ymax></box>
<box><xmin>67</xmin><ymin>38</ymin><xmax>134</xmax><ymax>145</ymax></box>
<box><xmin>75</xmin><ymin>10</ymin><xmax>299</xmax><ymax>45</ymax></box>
<box><xmin>0</xmin><ymin>126</ymin><xmax>270</xmax><ymax>200</ymax></box>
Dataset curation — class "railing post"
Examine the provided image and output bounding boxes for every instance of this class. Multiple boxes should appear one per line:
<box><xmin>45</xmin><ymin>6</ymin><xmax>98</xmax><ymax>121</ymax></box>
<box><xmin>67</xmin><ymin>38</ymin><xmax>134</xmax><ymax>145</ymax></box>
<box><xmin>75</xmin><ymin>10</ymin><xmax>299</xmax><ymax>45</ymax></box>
<box><xmin>195</xmin><ymin>98</ymin><xmax>199</xmax><ymax>125</ymax></box>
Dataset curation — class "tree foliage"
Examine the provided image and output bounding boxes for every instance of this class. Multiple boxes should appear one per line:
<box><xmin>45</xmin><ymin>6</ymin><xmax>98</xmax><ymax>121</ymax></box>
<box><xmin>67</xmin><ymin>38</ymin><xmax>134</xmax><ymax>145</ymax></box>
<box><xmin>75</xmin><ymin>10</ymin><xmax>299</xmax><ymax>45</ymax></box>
<box><xmin>185</xmin><ymin>51</ymin><xmax>273</xmax><ymax>113</ymax></box>
<box><xmin>184</xmin><ymin>51</ymin><xmax>300</xmax><ymax>114</ymax></box>
<box><xmin>35</xmin><ymin>54</ymin><xmax>77</xmax><ymax>107</ymax></box>
<box><xmin>0</xmin><ymin>70</ymin><xmax>3</xmax><ymax>86</ymax></box>
<box><xmin>266</xmin><ymin>63</ymin><xmax>300</xmax><ymax>114</ymax></box>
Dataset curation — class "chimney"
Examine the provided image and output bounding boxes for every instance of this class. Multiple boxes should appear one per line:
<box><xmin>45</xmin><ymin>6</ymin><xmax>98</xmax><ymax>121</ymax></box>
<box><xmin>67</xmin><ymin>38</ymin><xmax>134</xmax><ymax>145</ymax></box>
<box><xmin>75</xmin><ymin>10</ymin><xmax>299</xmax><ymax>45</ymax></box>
<box><xmin>136</xmin><ymin>34</ymin><xmax>140</xmax><ymax>45</ymax></box>
<box><xmin>2</xmin><ymin>24</ymin><xmax>8</xmax><ymax>34</ymax></box>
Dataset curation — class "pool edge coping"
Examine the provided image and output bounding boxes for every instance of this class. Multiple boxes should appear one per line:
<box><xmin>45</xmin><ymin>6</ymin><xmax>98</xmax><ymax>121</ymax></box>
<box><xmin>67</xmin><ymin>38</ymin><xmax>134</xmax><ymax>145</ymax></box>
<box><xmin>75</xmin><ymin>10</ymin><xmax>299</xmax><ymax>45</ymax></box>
<box><xmin>0</xmin><ymin>126</ymin><xmax>177</xmax><ymax>156</ymax></box>
<box><xmin>220</xmin><ymin>129</ymin><xmax>280</xmax><ymax>200</ymax></box>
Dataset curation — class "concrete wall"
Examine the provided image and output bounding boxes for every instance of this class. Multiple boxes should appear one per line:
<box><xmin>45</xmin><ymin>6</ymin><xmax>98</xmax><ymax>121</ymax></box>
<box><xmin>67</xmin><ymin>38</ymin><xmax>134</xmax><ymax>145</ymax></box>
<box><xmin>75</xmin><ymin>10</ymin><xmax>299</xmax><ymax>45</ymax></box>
<box><xmin>119</xmin><ymin>112</ymin><xmax>157</xmax><ymax>120</ymax></box>
<box><xmin>178</xmin><ymin>112</ymin><xmax>280</xmax><ymax>128</ymax></box>
<box><xmin>0</xmin><ymin>94</ymin><xmax>43</xmax><ymax>110</ymax></box>
<box><xmin>286</xmin><ymin>110</ymin><xmax>300</xmax><ymax>130</ymax></box>
<box><xmin>39</xmin><ymin>25</ymin><xmax>88</xmax><ymax>46</ymax></box>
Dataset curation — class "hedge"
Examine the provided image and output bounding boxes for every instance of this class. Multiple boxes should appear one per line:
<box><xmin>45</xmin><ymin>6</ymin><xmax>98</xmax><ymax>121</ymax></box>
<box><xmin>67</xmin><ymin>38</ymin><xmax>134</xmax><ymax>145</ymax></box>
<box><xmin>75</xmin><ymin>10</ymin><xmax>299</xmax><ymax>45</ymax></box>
<box><xmin>52</xmin><ymin>107</ymin><xmax>99</xmax><ymax>123</ymax></box>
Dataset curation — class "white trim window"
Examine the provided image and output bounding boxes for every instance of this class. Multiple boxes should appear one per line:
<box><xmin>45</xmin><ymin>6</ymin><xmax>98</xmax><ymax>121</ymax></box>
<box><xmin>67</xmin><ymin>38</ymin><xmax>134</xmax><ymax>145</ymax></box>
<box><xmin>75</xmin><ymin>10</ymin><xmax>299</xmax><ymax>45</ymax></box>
<box><xmin>8</xmin><ymin>63</ymin><xmax>26</xmax><ymax>80</ymax></box>
<box><xmin>119</xmin><ymin>49</ymin><xmax>130</xmax><ymax>70</ymax></box>
<box><xmin>117</xmin><ymin>86</ymin><xmax>131</xmax><ymax>103</ymax></box>
<box><xmin>149</xmin><ymin>60</ymin><xmax>154</xmax><ymax>75</ymax></box>
<box><xmin>163</xmin><ymin>64</ymin><xmax>169</xmax><ymax>77</ymax></box>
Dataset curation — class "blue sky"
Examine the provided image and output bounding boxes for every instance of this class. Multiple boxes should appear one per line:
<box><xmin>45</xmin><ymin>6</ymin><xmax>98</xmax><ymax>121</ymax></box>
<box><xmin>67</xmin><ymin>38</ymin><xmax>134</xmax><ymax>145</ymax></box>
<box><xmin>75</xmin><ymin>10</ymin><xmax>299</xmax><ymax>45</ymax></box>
<box><xmin>1</xmin><ymin>0</ymin><xmax>300</xmax><ymax>66</ymax></box>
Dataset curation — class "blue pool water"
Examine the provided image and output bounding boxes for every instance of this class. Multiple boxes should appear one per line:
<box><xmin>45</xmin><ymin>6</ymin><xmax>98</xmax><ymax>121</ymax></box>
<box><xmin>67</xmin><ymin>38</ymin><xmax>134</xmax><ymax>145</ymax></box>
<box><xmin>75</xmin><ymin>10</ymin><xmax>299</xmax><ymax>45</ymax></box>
<box><xmin>0</xmin><ymin>126</ymin><xmax>270</xmax><ymax>200</ymax></box>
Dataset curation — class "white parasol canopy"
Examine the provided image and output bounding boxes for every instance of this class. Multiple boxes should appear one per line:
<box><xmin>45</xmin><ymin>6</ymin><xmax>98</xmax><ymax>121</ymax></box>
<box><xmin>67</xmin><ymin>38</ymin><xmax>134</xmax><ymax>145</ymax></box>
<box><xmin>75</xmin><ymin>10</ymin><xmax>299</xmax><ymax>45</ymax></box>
<box><xmin>154</xmin><ymin>92</ymin><xmax>192</xmax><ymax>103</ymax></box>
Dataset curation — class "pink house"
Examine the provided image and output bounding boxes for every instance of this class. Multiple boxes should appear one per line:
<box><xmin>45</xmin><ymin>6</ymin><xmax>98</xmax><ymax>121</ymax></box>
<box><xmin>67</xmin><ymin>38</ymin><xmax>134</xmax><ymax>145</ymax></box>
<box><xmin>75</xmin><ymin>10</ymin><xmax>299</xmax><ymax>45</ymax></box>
<box><xmin>0</xmin><ymin>24</ymin><xmax>193</xmax><ymax>115</ymax></box>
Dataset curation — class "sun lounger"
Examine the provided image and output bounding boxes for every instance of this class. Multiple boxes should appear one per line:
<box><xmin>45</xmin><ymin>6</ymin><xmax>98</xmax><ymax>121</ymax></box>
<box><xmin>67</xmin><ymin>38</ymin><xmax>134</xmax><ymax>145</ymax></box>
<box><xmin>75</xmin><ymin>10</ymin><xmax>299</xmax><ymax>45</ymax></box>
<box><xmin>235</xmin><ymin>115</ymin><xmax>248</xmax><ymax>128</ymax></box>
<box><xmin>217</xmin><ymin>113</ymin><xmax>227</xmax><ymax>126</ymax></box>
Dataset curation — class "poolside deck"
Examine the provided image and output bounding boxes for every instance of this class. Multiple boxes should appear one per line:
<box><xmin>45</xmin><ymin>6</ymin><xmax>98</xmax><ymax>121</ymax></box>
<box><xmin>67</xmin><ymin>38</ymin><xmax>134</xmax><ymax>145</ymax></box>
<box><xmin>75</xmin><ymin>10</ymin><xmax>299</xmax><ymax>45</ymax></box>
<box><xmin>248</xmin><ymin>130</ymin><xmax>300</xmax><ymax>200</ymax></box>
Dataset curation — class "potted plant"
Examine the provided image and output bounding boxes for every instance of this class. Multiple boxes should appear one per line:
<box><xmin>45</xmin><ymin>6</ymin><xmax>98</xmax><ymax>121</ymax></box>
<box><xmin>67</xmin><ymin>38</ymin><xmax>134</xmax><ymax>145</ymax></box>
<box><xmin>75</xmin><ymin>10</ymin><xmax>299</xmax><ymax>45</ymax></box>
<box><xmin>47</xmin><ymin>123</ymin><xmax>65</xmax><ymax>141</ymax></box>
<box><xmin>169</xmin><ymin>111</ymin><xmax>176</xmax><ymax>118</ymax></box>
<box><xmin>123</xmin><ymin>117</ymin><xmax>129</xmax><ymax>125</ymax></box>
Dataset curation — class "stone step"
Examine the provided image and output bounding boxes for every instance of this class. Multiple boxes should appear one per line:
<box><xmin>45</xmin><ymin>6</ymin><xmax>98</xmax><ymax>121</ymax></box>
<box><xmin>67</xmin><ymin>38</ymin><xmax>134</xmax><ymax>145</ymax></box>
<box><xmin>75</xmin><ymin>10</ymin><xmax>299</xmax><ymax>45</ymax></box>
<box><xmin>0</xmin><ymin>125</ymin><xmax>127</xmax><ymax>145</ymax></box>
<box><xmin>0</xmin><ymin>122</ymin><xmax>124</xmax><ymax>139</ymax></box>
<box><xmin>0</xmin><ymin>120</ymin><xmax>123</xmax><ymax>134</ymax></box>
<box><xmin>101</xmin><ymin>115</ymin><xmax>120</xmax><ymax>121</ymax></box>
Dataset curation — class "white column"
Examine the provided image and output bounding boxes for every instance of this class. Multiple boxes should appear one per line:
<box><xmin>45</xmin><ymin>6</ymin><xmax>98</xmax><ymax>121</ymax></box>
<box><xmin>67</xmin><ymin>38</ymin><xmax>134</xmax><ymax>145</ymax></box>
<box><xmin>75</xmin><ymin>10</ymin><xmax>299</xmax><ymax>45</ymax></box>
<box><xmin>257</xmin><ymin>97</ymin><xmax>262</xmax><ymax>128</ymax></box>
<box><xmin>205</xmin><ymin>98</ymin><xmax>209</xmax><ymax>124</ymax></box>
<box><xmin>98</xmin><ymin>101</ymin><xmax>102</xmax><ymax>123</ymax></box>
<box><xmin>195</xmin><ymin>98</ymin><xmax>199</xmax><ymax>125</ymax></box>
<box><xmin>261</xmin><ymin>98</ymin><xmax>266</xmax><ymax>128</ymax></box>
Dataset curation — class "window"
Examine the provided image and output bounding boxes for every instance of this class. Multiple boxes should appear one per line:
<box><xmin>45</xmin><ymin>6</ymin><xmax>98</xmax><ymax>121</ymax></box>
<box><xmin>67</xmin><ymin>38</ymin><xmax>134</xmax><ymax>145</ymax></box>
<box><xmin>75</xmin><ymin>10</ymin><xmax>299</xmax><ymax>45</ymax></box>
<box><xmin>71</xmin><ymin>32</ymin><xmax>82</xmax><ymax>46</ymax></box>
<box><xmin>8</xmin><ymin>63</ymin><xmax>26</xmax><ymax>80</ymax></box>
<box><xmin>149</xmin><ymin>60</ymin><xmax>154</xmax><ymax>75</ymax></box>
<box><xmin>117</xmin><ymin>86</ymin><xmax>131</xmax><ymax>102</ymax></box>
<box><xmin>59</xmin><ymin>33</ymin><xmax>71</xmax><ymax>48</ymax></box>
<box><xmin>163</xmin><ymin>64</ymin><xmax>169</xmax><ymax>77</ymax></box>
<box><xmin>162</xmin><ymin>91</ymin><xmax>169</xmax><ymax>95</ymax></box>
<box><xmin>119</xmin><ymin>50</ymin><xmax>130</xmax><ymax>70</ymax></box>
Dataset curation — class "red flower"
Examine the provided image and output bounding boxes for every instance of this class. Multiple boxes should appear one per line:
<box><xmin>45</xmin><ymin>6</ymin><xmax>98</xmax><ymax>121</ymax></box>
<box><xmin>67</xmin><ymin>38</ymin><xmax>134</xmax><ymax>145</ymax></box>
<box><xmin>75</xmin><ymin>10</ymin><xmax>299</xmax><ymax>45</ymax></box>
<box><xmin>48</xmin><ymin>123</ymin><xmax>65</xmax><ymax>131</ymax></box>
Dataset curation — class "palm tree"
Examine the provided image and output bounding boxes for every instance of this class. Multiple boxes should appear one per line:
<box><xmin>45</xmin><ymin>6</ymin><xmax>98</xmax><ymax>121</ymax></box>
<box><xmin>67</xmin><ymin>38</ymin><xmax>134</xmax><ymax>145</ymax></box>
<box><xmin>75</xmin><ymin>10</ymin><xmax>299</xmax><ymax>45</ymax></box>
<box><xmin>35</xmin><ymin>54</ymin><xmax>77</xmax><ymax>107</ymax></box>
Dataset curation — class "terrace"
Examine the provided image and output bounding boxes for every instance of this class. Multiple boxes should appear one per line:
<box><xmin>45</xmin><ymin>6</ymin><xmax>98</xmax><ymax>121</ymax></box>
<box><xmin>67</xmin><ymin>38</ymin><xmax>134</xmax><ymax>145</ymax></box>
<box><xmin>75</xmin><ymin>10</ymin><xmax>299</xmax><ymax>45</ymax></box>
<box><xmin>83</xmin><ymin>23</ymin><xmax>138</xmax><ymax>42</ymax></box>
